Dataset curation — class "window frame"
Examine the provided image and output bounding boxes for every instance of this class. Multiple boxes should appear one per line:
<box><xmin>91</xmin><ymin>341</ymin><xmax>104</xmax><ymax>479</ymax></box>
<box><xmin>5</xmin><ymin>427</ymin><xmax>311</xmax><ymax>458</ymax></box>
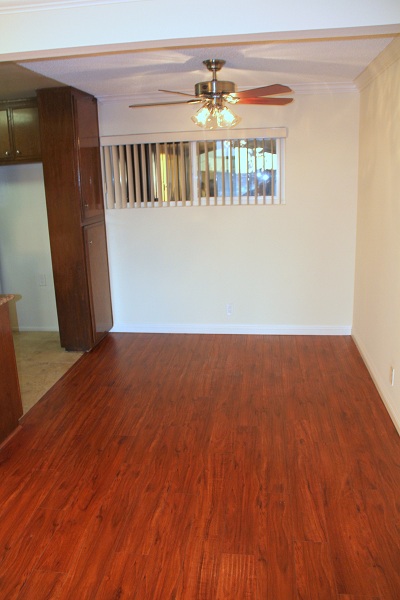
<box><xmin>101</xmin><ymin>127</ymin><xmax>287</xmax><ymax>209</ymax></box>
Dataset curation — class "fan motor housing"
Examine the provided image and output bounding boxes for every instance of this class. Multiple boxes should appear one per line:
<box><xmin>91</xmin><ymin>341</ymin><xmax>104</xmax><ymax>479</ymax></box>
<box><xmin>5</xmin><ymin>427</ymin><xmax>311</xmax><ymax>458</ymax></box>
<box><xmin>195</xmin><ymin>80</ymin><xmax>236</xmax><ymax>97</ymax></box>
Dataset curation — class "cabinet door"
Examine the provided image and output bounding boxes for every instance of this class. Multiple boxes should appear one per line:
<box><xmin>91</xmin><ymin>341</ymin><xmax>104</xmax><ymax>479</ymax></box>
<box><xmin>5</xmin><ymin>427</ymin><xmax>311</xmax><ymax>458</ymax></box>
<box><xmin>84</xmin><ymin>222</ymin><xmax>113</xmax><ymax>344</ymax></box>
<box><xmin>0</xmin><ymin>109</ymin><xmax>12</xmax><ymax>160</ymax></box>
<box><xmin>0</xmin><ymin>302</ymin><xmax>23</xmax><ymax>444</ymax></box>
<box><xmin>78</xmin><ymin>144</ymin><xmax>104</xmax><ymax>222</ymax></box>
<box><xmin>12</xmin><ymin>106</ymin><xmax>41</xmax><ymax>161</ymax></box>
<box><xmin>74</xmin><ymin>94</ymin><xmax>104</xmax><ymax>222</ymax></box>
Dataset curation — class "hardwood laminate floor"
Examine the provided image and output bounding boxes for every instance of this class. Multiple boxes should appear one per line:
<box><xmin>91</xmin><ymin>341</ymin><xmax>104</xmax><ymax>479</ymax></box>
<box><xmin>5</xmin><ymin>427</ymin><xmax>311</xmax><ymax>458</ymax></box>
<box><xmin>0</xmin><ymin>333</ymin><xmax>399</xmax><ymax>599</ymax></box>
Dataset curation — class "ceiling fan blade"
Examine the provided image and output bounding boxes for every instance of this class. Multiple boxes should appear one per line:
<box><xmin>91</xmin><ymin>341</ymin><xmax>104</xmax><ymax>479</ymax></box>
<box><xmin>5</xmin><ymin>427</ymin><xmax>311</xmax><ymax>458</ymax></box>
<box><xmin>236</xmin><ymin>84</ymin><xmax>292</xmax><ymax>99</ymax></box>
<box><xmin>238</xmin><ymin>97</ymin><xmax>293</xmax><ymax>106</ymax></box>
<box><xmin>129</xmin><ymin>99</ymin><xmax>201</xmax><ymax>108</ymax></box>
<box><xmin>159</xmin><ymin>89</ymin><xmax>197</xmax><ymax>98</ymax></box>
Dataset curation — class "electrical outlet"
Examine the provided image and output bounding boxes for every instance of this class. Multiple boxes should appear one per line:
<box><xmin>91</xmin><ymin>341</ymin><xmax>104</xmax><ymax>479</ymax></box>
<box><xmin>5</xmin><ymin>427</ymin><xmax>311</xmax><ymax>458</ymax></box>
<box><xmin>390</xmin><ymin>366</ymin><xmax>395</xmax><ymax>386</ymax></box>
<box><xmin>38</xmin><ymin>274</ymin><xmax>47</xmax><ymax>287</ymax></box>
<box><xmin>226</xmin><ymin>303</ymin><xmax>233</xmax><ymax>317</ymax></box>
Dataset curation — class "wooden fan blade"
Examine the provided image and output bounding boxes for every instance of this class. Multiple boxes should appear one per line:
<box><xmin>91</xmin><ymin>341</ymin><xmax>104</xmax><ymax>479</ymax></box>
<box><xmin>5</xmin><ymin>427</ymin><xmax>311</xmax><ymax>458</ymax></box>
<box><xmin>238</xmin><ymin>97</ymin><xmax>293</xmax><ymax>105</ymax></box>
<box><xmin>159</xmin><ymin>89</ymin><xmax>197</xmax><ymax>98</ymax></box>
<box><xmin>129</xmin><ymin>99</ymin><xmax>201</xmax><ymax>108</ymax></box>
<box><xmin>236</xmin><ymin>84</ymin><xmax>292</xmax><ymax>99</ymax></box>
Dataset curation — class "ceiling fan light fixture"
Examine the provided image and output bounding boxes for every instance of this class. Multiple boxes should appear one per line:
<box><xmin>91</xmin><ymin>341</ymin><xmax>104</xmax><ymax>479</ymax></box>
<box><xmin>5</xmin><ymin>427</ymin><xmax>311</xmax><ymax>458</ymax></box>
<box><xmin>224</xmin><ymin>94</ymin><xmax>239</xmax><ymax>105</ymax></box>
<box><xmin>191</xmin><ymin>103</ymin><xmax>212</xmax><ymax>128</ymax></box>
<box><xmin>130</xmin><ymin>59</ymin><xmax>293</xmax><ymax>125</ymax></box>
<box><xmin>191</xmin><ymin>101</ymin><xmax>241</xmax><ymax>130</ymax></box>
<box><xmin>217</xmin><ymin>105</ymin><xmax>241</xmax><ymax>128</ymax></box>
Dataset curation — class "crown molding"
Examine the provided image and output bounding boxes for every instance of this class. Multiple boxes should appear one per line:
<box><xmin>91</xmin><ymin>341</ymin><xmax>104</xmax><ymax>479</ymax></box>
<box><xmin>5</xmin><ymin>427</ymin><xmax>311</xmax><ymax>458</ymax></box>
<box><xmin>0</xmin><ymin>0</ymin><xmax>147</xmax><ymax>14</ymax></box>
<box><xmin>355</xmin><ymin>35</ymin><xmax>400</xmax><ymax>91</ymax></box>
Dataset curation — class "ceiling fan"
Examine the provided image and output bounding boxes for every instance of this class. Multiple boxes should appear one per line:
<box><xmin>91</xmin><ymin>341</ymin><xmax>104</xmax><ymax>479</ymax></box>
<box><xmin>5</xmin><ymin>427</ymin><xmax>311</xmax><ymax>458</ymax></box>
<box><xmin>129</xmin><ymin>59</ymin><xmax>293</xmax><ymax>129</ymax></box>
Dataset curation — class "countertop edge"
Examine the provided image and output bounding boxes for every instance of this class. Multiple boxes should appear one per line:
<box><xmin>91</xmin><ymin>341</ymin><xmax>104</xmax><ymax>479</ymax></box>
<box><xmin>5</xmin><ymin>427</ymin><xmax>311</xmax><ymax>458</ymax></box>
<box><xmin>0</xmin><ymin>294</ymin><xmax>15</xmax><ymax>307</ymax></box>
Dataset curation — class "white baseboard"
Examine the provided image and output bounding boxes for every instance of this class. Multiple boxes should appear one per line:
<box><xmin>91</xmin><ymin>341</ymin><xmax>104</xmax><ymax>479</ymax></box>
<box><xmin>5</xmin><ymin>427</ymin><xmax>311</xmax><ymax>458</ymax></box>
<box><xmin>111</xmin><ymin>323</ymin><xmax>352</xmax><ymax>335</ymax></box>
<box><xmin>352</xmin><ymin>329</ymin><xmax>400</xmax><ymax>435</ymax></box>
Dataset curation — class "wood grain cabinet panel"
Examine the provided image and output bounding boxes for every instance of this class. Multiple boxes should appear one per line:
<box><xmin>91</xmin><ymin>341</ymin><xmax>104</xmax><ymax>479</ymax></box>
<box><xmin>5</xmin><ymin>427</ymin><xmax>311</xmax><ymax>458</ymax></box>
<box><xmin>0</xmin><ymin>100</ymin><xmax>41</xmax><ymax>164</ymax></box>
<box><xmin>37</xmin><ymin>86</ymin><xmax>113</xmax><ymax>352</ymax></box>
<box><xmin>74</xmin><ymin>92</ymin><xmax>105</xmax><ymax>222</ymax></box>
<box><xmin>0</xmin><ymin>109</ymin><xmax>11</xmax><ymax>158</ymax></box>
<box><xmin>84</xmin><ymin>223</ymin><xmax>113</xmax><ymax>345</ymax></box>
<box><xmin>0</xmin><ymin>300</ymin><xmax>23</xmax><ymax>444</ymax></box>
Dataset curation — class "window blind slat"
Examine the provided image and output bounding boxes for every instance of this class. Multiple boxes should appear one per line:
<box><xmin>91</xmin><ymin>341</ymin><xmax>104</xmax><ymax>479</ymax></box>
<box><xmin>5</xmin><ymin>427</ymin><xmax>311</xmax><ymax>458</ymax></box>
<box><xmin>111</xmin><ymin>145</ymin><xmax>122</xmax><ymax>209</ymax></box>
<box><xmin>253</xmin><ymin>139</ymin><xmax>258</xmax><ymax>205</ymax></box>
<box><xmin>262</xmin><ymin>139</ymin><xmax>266</xmax><ymax>204</ymax></box>
<box><xmin>197</xmin><ymin>143</ymin><xmax>202</xmax><ymax>206</ymax></box>
<box><xmin>189</xmin><ymin>141</ymin><xmax>196</xmax><ymax>206</ymax></box>
<box><xmin>126</xmin><ymin>145</ymin><xmax>134</xmax><ymax>208</ymax></box>
<box><xmin>237</xmin><ymin>140</ymin><xmax>242</xmax><ymax>205</ymax></box>
<box><xmin>141</xmin><ymin>144</ymin><xmax>148</xmax><ymax>206</ymax></box>
<box><xmin>179</xmin><ymin>141</ymin><xmax>186</xmax><ymax>204</ymax></box>
<box><xmin>155</xmin><ymin>142</ymin><xmax>163</xmax><ymax>205</ymax></box>
<box><xmin>221</xmin><ymin>141</ymin><xmax>226</xmax><ymax>205</ymax></box>
<box><xmin>229</xmin><ymin>142</ymin><xmax>233</xmax><ymax>205</ymax></box>
<box><xmin>169</xmin><ymin>142</ymin><xmax>174</xmax><ymax>203</ymax></box>
<box><xmin>173</xmin><ymin>142</ymin><xmax>179</xmax><ymax>204</ymax></box>
<box><xmin>133</xmin><ymin>144</ymin><xmax>141</xmax><ymax>208</ymax></box>
<box><xmin>204</xmin><ymin>142</ymin><xmax>210</xmax><ymax>205</ymax></box>
<box><xmin>103</xmin><ymin>146</ymin><xmax>114</xmax><ymax>209</ymax></box>
<box><xmin>271</xmin><ymin>138</ymin><xmax>276</xmax><ymax>204</ymax></box>
<box><xmin>246</xmin><ymin>144</ymin><xmax>250</xmax><ymax>204</ymax></box>
<box><xmin>149</xmin><ymin>143</ymin><xmax>155</xmax><ymax>206</ymax></box>
<box><xmin>212</xmin><ymin>141</ymin><xmax>217</xmax><ymax>204</ymax></box>
<box><xmin>164</xmin><ymin>142</ymin><xmax>171</xmax><ymax>206</ymax></box>
<box><xmin>118</xmin><ymin>145</ymin><xmax>127</xmax><ymax>209</ymax></box>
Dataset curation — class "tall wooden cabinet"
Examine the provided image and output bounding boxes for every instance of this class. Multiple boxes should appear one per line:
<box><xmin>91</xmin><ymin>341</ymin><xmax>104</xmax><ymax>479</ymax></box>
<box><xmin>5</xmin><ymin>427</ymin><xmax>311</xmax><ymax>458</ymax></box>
<box><xmin>37</xmin><ymin>86</ymin><xmax>113</xmax><ymax>351</ymax></box>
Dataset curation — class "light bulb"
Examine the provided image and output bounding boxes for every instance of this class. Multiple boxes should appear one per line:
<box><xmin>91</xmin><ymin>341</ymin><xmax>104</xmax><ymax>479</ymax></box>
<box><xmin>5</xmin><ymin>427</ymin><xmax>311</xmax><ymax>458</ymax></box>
<box><xmin>192</xmin><ymin>102</ymin><xmax>241</xmax><ymax>129</ymax></box>
<box><xmin>216</xmin><ymin>106</ymin><xmax>241</xmax><ymax>128</ymax></box>
<box><xmin>191</xmin><ymin>104</ymin><xmax>213</xmax><ymax>128</ymax></box>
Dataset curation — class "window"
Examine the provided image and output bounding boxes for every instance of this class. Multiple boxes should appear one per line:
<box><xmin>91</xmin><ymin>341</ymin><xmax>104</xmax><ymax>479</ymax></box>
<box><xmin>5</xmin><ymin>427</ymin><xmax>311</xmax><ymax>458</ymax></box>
<box><xmin>101</xmin><ymin>128</ymin><xmax>287</xmax><ymax>208</ymax></box>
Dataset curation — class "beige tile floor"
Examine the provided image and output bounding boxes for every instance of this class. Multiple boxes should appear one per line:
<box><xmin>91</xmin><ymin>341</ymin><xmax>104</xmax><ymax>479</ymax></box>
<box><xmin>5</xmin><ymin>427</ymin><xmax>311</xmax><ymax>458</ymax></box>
<box><xmin>12</xmin><ymin>331</ymin><xmax>83</xmax><ymax>414</ymax></box>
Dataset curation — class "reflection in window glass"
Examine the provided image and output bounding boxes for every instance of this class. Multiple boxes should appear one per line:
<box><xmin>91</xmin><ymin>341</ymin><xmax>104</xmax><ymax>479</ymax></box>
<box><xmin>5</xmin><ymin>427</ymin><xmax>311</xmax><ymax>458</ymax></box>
<box><xmin>197</xmin><ymin>138</ymin><xmax>280</xmax><ymax>204</ymax></box>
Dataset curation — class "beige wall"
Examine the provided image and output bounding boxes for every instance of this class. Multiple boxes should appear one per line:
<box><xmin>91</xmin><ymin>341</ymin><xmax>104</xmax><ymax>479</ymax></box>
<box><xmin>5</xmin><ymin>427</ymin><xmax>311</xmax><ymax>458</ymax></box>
<box><xmin>100</xmin><ymin>91</ymin><xmax>359</xmax><ymax>333</ymax></box>
<box><xmin>0</xmin><ymin>88</ymin><xmax>360</xmax><ymax>335</ymax></box>
<box><xmin>0</xmin><ymin>163</ymin><xmax>58</xmax><ymax>330</ymax></box>
<box><xmin>353</xmin><ymin>44</ymin><xmax>400</xmax><ymax>431</ymax></box>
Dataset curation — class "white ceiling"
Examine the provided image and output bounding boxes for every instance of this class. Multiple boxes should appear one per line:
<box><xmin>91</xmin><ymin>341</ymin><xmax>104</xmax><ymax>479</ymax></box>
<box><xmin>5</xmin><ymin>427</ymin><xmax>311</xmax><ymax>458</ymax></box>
<box><xmin>0</xmin><ymin>34</ymin><xmax>396</xmax><ymax>103</ymax></box>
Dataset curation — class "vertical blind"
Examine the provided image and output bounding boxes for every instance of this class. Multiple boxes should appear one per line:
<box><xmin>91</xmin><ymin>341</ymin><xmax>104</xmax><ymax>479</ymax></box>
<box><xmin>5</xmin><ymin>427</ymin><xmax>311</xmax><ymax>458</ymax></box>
<box><xmin>101</xmin><ymin>136</ymin><xmax>285</xmax><ymax>208</ymax></box>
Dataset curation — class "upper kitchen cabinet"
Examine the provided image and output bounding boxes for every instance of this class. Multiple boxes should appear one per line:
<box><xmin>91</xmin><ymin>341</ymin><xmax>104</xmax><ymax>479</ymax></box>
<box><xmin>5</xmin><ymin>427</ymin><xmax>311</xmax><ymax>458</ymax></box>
<box><xmin>0</xmin><ymin>99</ymin><xmax>41</xmax><ymax>164</ymax></box>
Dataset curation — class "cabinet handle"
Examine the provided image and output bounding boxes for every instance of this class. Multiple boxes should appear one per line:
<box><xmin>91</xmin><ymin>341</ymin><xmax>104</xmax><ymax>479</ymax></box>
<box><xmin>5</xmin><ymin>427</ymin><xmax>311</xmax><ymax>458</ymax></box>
<box><xmin>5</xmin><ymin>150</ymin><xmax>9</xmax><ymax>156</ymax></box>
<box><xmin>89</xmin><ymin>240</ymin><xmax>93</xmax><ymax>245</ymax></box>
<box><xmin>16</xmin><ymin>150</ymin><xmax>20</xmax><ymax>155</ymax></box>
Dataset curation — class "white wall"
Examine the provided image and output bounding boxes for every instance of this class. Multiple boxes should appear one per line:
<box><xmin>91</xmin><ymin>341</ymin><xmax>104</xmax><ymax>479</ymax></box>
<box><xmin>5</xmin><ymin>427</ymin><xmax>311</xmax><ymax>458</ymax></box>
<box><xmin>1</xmin><ymin>0</ymin><xmax>399</xmax><ymax>60</ymax></box>
<box><xmin>100</xmin><ymin>91</ymin><xmax>359</xmax><ymax>333</ymax></box>
<box><xmin>353</xmin><ymin>44</ymin><xmax>400</xmax><ymax>431</ymax></box>
<box><xmin>0</xmin><ymin>163</ymin><xmax>58</xmax><ymax>330</ymax></box>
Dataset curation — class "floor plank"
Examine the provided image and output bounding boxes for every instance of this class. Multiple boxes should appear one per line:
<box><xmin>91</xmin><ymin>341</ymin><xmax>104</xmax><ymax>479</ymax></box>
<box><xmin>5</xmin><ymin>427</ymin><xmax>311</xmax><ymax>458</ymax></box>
<box><xmin>0</xmin><ymin>333</ymin><xmax>399</xmax><ymax>599</ymax></box>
